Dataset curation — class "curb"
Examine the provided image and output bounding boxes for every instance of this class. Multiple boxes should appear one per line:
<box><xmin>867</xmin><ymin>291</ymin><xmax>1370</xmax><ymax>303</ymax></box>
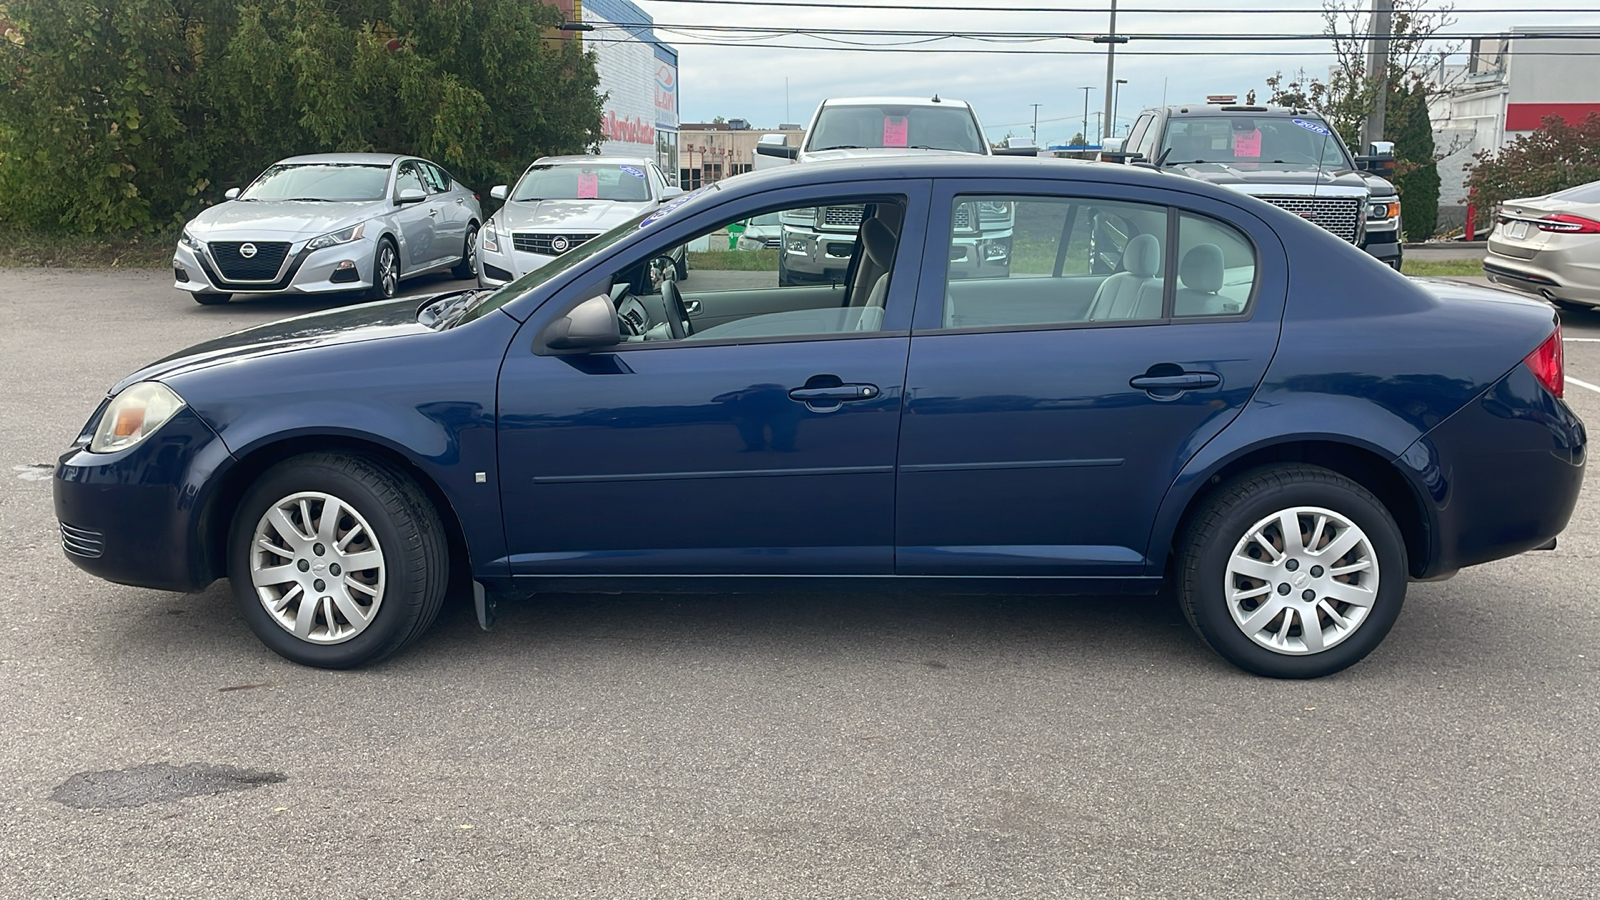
<box><xmin>1404</xmin><ymin>241</ymin><xmax>1487</xmax><ymax>250</ymax></box>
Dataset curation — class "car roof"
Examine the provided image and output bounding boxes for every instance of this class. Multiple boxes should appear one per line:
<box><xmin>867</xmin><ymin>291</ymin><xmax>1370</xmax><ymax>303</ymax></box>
<box><xmin>709</xmin><ymin>154</ymin><xmax>1246</xmax><ymax>206</ymax></box>
<box><xmin>533</xmin><ymin>154</ymin><xmax>656</xmax><ymax>166</ymax></box>
<box><xmin>277</xmin><ymin>152</ymin><xmax>407</xmax><ymax>166</ymax></box>
<box><xmin>1158</xmin><ymin>104</ymin><xmax>1325</xmax><ymax>119</ymax></box>
<box><xmin>818</xmin><ymin>96</ymin><xmax>973</xmax><ymax>110</ymax></box>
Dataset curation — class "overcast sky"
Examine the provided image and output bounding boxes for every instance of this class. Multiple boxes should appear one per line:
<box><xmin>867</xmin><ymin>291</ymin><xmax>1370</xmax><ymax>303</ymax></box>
<box><xmin>621</xmin><ymin>0</ymin><xmax>1600</xmax><ymax>146</ymax></box>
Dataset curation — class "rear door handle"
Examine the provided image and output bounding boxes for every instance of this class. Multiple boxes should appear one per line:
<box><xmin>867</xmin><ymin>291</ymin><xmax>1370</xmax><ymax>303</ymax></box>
<box><xmin>1129</xmin><ymin>372</ymin><xmax>1221</xmax><ymax>391</ymax></box>
<box><xmin>428</xmin><ymin>208</ymin><xmax>438</xmax><ymax>217</ymax></box>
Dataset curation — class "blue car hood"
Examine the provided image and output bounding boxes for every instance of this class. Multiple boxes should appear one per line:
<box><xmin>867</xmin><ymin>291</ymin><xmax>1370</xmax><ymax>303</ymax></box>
<box><xmin>113</xmin><ymin>297</ymin><xmax>436</xmax><ymax>395</ymax></box>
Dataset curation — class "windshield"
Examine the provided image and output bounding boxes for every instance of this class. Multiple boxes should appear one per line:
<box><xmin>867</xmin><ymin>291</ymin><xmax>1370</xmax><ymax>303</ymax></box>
<box><xmin>806</xmin><ymin>104</ymin><xmax>985</xmax><ymax>154</ymax></box>
<box><xmin>240</xmin><ymin>164</ymin><xmax>391</xmax><ymax>201</ymax></box>
<box><xmin>1160</xmin><ymin>116</ymin><xmax>1353</xmax><ymax>169</ymax></box>
<box><xmin>511</xmin><ymin>163</ymin><xmax>654</xmax><ymax>202</ymax></box>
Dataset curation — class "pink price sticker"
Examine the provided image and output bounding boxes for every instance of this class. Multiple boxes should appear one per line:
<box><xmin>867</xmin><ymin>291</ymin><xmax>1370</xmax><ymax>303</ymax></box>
<box><xmin>1233</xmin><ymin>129</ymin><xmax>1262</xmax><ymax>158</ymax></box>
<box><xmin>882</xmin><ymin>116</ymin><xmax>909</xmax><ymax>147</ymax></box>
<box><xmin>576</xmin><ymin>172</ymin><xmax>599</xmax><ymax>199</ymax></box>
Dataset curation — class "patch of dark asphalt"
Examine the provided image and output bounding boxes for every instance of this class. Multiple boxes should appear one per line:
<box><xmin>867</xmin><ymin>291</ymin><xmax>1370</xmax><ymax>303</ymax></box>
<box><xmin>50</xmin><ymin>762</ymin><xmax>287</xmax><ymax>809</ymax></box>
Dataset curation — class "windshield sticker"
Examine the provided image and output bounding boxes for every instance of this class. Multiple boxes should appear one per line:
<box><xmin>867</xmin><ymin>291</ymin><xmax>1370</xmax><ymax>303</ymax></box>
<box><xmin>619</xmin><ymin>165</ymin><xmax>645</xmax><ymax>179</ymax></box>
<box><xmin>1293</xmin><ymin>118</ymin><xmax>1332</xmax><ymax>136</ymax></box>
<box><xmin>1233</xmin><ymin>129</ymin><xmax>1262</xmax><ymax>158</ymax></box>
<box><xmin>639</xmin><ymin>185</ymin><xmax>712</xmax><ymax>228</ymax></box>
<box><xmin>576</xmin><ymin>172</ymin><xmax>599</xmax><ymax>199</ymax></box>
<box><xmin>883</xmin><ymin>116</ymin><xmax>909</xmax><ymax>147</ymax></box>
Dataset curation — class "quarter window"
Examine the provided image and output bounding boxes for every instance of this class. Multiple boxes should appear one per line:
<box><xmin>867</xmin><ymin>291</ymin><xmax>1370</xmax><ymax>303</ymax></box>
<box><xmin>420</xmin><ymin>162</ymin><xmax>452</xmax><ymax>193</ymax></box>
<box><xmin>1174</xmin><ymin>212</ymin><xmax>1257</xmax><ymax>316</ymax></box>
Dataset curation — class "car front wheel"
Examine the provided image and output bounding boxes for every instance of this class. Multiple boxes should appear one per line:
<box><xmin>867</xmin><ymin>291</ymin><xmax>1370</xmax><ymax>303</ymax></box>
<box><xmin>1176</xmin><ymin>465</ymin><xmax>1407</xmax><ymax>678</ymax></box>
<box><xmin>227</xmin><ymin>453</ymin><xmax>448</xmax><ymax>668</ymax></box>
<box><xmin>366</xmin><ymin>239</ymin><xmax>399</xmax><ymax>301</ymax></box>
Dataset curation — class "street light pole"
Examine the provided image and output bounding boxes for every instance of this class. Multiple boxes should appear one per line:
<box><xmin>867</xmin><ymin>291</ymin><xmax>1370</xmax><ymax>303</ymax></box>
<box><xmin>1031</xmin><ymin>103</ymin><xmax>1042</xmax><ymax>145</ymax></box>
<box><xmin>1080</xmin><ymin>86</ymin><xmax>1093</xmax><ymax>147</ymax></box>
<box><xmin>1113</xmin><ymin>78</ymin><xmax>1128</xmax><ymax>135</ymax></box>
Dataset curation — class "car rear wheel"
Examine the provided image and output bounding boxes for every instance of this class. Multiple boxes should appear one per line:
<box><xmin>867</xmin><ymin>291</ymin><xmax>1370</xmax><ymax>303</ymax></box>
<box><xmin>451</xmin><ymin>225</ymin><xmax>479</xmax><ymax>280</ymax></box>
<box><xmin>366</xmin><ymin>238</ymin><xmax>399</xmax><ymax>301</ymax></box>
<box><xmin>1176</xmin><ymin>464</ymin><xmax>1407</xmax><ymax>678</ymax></box>
<box><xmin>227</xmin><ymin>452</ymin><xmax>448</xmax><ymax>668</ymax></box>
<box><xmin>192</xmin><ymin>292</ymin><xmax>232</xmax><ymax>305</ymax></box>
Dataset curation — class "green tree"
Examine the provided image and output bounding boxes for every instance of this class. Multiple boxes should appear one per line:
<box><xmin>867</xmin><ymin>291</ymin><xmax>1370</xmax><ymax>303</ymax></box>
<box><xmin>1388</xmin><ymin>77</ymin><xmax>1439</xmax><ymax>239</ymax></box>
<box><xmin>0</xmin><ymin>0</ymin><xmax>605</xmax><ymax>235</ymax></box>
<box><xmin>1466</xmin><ymin>114</ymin><xmax>1600</xmax><ymax>228</ymax></box>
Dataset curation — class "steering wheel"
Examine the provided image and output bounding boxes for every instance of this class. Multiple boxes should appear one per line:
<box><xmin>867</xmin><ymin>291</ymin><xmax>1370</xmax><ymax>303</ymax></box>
<box><xmin>660</xmin><ymin>271</ymin><xmax>694</xmax><ymax>339</ymax></box>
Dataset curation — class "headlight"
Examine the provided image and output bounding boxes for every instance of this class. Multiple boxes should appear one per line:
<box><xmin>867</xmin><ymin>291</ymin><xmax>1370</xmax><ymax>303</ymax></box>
<box><xmin>89</xmin><ymin>382</ymin><xmax>186</xmax><ymax>453</ymax></box>
<box><xmin>482</xmin><ymin>218</ymin><xmax>499</xmax><ymax>253</ymax></box>
<box><xmin>304</xmin><ymin>223</ymin><xmax>365</xmax><ymax>252</ymax></box>
<box><xmin>179</xmin><ymin>228</ymin><xmax>204</xmax><ymax>252</ymax></box>
<box><xmin>978</xmin><ymin>200</ymin><xmax>1013</xmax><ymax>222</ymax></box>
<box><xmin>1367</xmin><ymin>200</ymin><xmax>1401</xmax><ymax>221</ymax></box>
<box><xmin>780</xmin><ymin>207</ymin><xmax>817</xmax><ymax>225</ymax></box>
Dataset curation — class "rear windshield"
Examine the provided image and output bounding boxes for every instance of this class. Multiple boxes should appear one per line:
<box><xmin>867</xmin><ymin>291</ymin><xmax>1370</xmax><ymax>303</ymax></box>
<box><xmin>1552</xmin><ymin>181</ymin><xmax>1600</xmax><ymax>203</ymax></box>
<box><xmin>806</xmin><ymin>104</ymin><xmax>986</xmax><ymax>154</ymax></box>
<box><xmin>512</xmin><ymin>164</ymin><xmax>653</xmax><ymax>202</ymax></box>
<box><xmin>240</xmin><ymin>164</ymin><xmax>392</xmax><ymax>202</ymax></box>
<box><xmin>1160</xmin><ymin>116</ymin><xmax>1352</xmax><ymax>168</ymax></box>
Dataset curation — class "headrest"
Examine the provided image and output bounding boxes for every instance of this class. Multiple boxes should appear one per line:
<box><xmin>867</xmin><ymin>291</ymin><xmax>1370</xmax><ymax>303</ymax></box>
<box><xmin>1123</xmin><ymin>233</ymin><xmax>1161</xmax><ymax>278</ymax></box>
<box><xmin>862</xmin><ymin>217</ymin><xmax>897</xmax><ymax>269</ymax></box>
<box><xmin>1179</xmin><ymin>243</ymin><xmax>1224</xmax><ymax>294</ymax></box>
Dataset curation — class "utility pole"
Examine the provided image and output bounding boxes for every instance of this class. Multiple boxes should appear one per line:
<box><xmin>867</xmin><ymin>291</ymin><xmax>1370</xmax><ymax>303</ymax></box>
<box><xmin>1031</xmin><ymin>103</ymin><xmax>1042</xmax><ymax>145</ymax></box>
<box><xmin>1096</xmin><ymin>0</ymin><xmax>1129</xmax><ymax>139</ymax></box>
<box><xmin>1080</xmin><ymin>86</ymin><xmax>1093</xmax><ymax>147</ymax></box>
<box><xmin>1113</xmin><ymin>78</ymin><xmax>1128</xmax><ymax>135</ymax></box>
<box><xmin>1363</xmin><ymin>0</ymin><xmax>1394</xmax><ymax>153</ymax></box>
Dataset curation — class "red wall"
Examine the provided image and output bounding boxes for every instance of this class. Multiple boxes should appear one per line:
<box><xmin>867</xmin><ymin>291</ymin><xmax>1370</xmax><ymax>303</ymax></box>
<box><xmin>1506</xmin><ymin>102</ymin><xmax>1600</xmax><ymax>131</ymax></box>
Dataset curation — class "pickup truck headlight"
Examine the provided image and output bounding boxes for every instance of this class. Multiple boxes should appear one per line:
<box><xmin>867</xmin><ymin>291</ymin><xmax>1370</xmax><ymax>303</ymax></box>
<box><xmin>978</xmin><ymin>201</ymin><xmax>1014</xmax><ymax>223</ymax></box>
<box><xmin>89</xmin><ymin>382</ymin><xmax>186</xmax><ymax>453</ymax></box>
<box><xmin>482</xmin><ymin>218</ymin><xmax>499</xmax><ymax>253</ymax></box>
<box><xmin>305</xmin><ymin>223</ymin><xmax>365</xmax><ymax>252</ymax></box>
<box><xmin>1367</xmin><ymin>200</ymin><xmax>1401</xmax><ymax>222</ymax></box>
<box><xmin>780</xmin><ymin>207</ymin><xmax>817</xmax><ymax>226</ymax></box>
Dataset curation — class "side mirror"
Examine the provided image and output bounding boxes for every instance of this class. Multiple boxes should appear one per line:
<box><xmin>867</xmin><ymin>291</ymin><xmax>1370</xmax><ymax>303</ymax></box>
<box><xmin>490</xmin><ymin>184</ymin><xmax>508</xmax><ymax>201</ymax></box>
<box><xmin>541</xmin><ymin>293</ymin><xmax>620</xmax><ymax>352</ymax></box>
<box><xmin>397</xmin><ymin>187</ymin><xmax>427</xmax><ymax>204</ymax></box>
<box><xmin>660</xmin><ymin>186</ymin><xmax>685</xmax><ymax>200</ymax></box>
<box><xmin>1101</xmin><ymin>137</ymin><xmax>1126</xmax><ymax>154</ymax></box>
<box><xmin>224</xmin><ymin>187</ymin><xmax>241</xmax><ymax>200</ymax></box>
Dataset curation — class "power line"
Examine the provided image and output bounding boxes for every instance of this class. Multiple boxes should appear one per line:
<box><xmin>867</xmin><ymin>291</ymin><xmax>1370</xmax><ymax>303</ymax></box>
<box><xmin>636</xmin><ymin>0</ymin><xmax>1600</xmax><ymax>14</ymax></box>
<box><xmin>593</xmin><ymin>21</ymin><xmax>1600</xmax><ymax>41</ymax></box>
<box><xmin>581</xmin><ymin>33</ymin><xmax>1600</xmax><ymax>55</ymax></box>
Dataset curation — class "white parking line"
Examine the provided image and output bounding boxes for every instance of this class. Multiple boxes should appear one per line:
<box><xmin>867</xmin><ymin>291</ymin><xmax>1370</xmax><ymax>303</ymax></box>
<box><xmin>1566</xmin><ymin>375</ymin><xmax>1600</xmax><ymax>394</ymax></box>
<box><xmin>1563</xmin><ymin>338</ymin><xmax>1600</xmax><ymax>342</ymax></box>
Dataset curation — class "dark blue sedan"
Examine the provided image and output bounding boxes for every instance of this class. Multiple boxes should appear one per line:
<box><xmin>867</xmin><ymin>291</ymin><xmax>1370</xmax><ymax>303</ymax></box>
<box><xmin>54</xmin><ymin>157</ymin><xmax>1585</xmax><ymax>677</ymax></box>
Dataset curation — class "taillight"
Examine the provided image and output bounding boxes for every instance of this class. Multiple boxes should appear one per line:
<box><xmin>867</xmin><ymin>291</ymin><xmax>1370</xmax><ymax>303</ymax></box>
<box><xmin>1524</xmin><ymin>327</ymin><xmax>1565</xmax><ymax>398</ymax></box>
<box><xmin>1537</xmin><ymin>214</ymin><xmax>1600</xmax><ymax>234</ymax></box>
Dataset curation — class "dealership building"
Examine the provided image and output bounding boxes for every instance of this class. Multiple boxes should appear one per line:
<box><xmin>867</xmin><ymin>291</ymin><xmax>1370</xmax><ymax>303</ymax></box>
<box><xmin>551</xmin><ymin>0</ymin><xmax>681</xmax><ymax>184</ymax></box>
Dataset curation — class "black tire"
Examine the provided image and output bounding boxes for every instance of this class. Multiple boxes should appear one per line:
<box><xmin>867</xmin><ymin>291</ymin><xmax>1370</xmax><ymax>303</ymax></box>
<box><xmin>451</xmin><ymin>225</ymin><xmax>479</xmax><ymax>280</ymax></box>
<box><xmin>1176</xmin><ymin>464</ymin><xmax>1407</xmax><ymax>679</ymax></box>
<box><xmin>192</xmin><ymin>292</ymin><xmax>232</xmax><ymax>305</ymax></box>
<box><xmin>366</xmin><ymin>238</ymin><xmax>400</xmax><ymax>301</ymax></box>
<box><xmin>227</xmin><ymin>452</ymin><xmax>448</xmax><ymax>668</ymax></box>
<box><xmin>777</xmin><ymin>254</ymin><xmax>793</xmax><ymax>287</ymax></box>
<box><xmin>674</xmin><ymin>249</ymin><xmax>688</xmax><ymax>282</ymax></box>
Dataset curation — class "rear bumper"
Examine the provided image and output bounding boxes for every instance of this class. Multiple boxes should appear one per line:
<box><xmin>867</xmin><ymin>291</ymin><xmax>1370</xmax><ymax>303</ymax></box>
<box><xmin>53</xmin><ymin>408</ymin><xmax>234</xmax><ymax>593</ymax></box>
<box><xmin>1400</xmin><ymin>364</ymin><xmax>1585</xmax><ymax>577</ymax></box>
<box><xmin>1485</xmin><ymin>256</ymin><xmax>1600</xmax><ymax>306</ymax></box>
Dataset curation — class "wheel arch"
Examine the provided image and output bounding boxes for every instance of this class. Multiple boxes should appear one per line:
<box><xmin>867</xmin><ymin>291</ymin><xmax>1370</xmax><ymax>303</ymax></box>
<box><xmin>1154</xmin><ymin>439</ymin><xmax>1433</xmax><ymax>579</ymax></box>
<box><xmin>200</xmin><ymin>433</ymin><xmax>471</xmax><ymax>595</ymax></box>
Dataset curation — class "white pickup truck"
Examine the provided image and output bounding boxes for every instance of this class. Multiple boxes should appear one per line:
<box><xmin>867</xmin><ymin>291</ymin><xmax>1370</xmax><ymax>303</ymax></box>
<box><xmin>753</xmin><ymin>96</ymin><xmax>1015</xmax><ymax>285</ymax></box>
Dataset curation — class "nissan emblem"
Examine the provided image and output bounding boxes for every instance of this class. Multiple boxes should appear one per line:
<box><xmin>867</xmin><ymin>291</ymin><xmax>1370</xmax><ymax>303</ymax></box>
<box><xmin>239</xmin><ymin>242</ymin><xmax>258</xmax><ymax>258</ymax></box>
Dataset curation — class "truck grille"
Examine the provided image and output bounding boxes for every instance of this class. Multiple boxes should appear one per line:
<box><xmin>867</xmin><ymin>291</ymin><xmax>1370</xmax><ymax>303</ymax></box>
<box><xmin>954</xmin><ymin>206</ymin><xmax>972</xmax><ymax>230</ymax></box>
<box><xmin>821</xmin><ymin>206</ymin><xmax>864</xmax><ymax>229</ymax></box>
<box><xmin>60</xmin><ymin>522</ymin><xmax>105</xmax><ymax>559</ymax></box>
<box><xmin>512</xmin><ymin>232</ymin><xmax>599</xmax><ymax>255</ymax></box>
<box><xmin>209</xmin><ymin>241</ymin><xmax>291</xmax><ymax>281</ymax></box>
<box><xmin>1261</xmin><ymin>197</ymin><xmax>1362</xmax><ymax>243</ymax></box>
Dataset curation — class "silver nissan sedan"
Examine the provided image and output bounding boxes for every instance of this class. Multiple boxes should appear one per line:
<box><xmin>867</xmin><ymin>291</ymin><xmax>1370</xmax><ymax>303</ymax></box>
<box><xmin>173</xmin><ymin>153</ymin><xmax>482</xmax><ymax>305</ymax></box>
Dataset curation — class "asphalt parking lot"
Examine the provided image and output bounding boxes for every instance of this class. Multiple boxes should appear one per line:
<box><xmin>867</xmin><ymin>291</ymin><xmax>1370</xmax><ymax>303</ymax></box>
<box><xmin>3</xmin><ymin>265</ymin><xmax>1599</xmax><ymax>898</ymax></box>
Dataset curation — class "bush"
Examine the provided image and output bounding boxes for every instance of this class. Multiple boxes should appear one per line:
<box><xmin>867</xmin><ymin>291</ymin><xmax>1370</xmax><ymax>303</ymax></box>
<box><xmin>1465</xmin><ymin>113</ymin><xmax>1600</xmax><ymax>230</ymax></box>
<box><xmin>0</xmin><ymin>0</ymin><xmax>604</xmax><ymax>235</ymax></box>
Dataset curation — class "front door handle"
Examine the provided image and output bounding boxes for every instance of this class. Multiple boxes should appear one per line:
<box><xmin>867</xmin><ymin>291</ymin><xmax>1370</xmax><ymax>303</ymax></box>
<box><xmin>684</xmin><ymin>298</ymin><xmax>702</xmax><ymax>315</ymax></box>
<box><xmin>789</xmin><ymin>378</ymin><xmax>880</xmax><ymax>411</ymax></box>
<box><xmin>428</xmin><ymin>208</ymin><xmax>438</xmax><ymax>217</ymax></box>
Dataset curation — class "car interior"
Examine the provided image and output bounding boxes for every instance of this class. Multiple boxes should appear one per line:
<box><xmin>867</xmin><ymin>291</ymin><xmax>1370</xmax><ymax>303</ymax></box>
<box><xmin>944</xmin><ymin>198</ymin><xmax>1253</xmax><ymax>328</ymax></box>
<box><xmin>605</xmin><ymin>199</ymin><xmax>907</xmax><ymax>343</ymax></box>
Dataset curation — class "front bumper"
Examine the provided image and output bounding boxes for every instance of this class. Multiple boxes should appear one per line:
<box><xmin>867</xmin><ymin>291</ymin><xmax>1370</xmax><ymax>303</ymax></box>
<box><xmin>54</xmin><ymin>407</ymin><xmax>235</xmax><ymax>593</ymax></box>
<box><xmin>780</xmin><ymin>226</ymin><xmax>855</xmax><ymax>282</ymax></box>
<box><xmin>1361</xmin><ymin>226</ymin><xmax>1402</xmax><ymax>268</ymax></box>
<box><xmin>173</xmin><ymin>235</ymin><xmax>378</xmax><ymax>296</ymax></box>
<box><xmin>476</xmin><ymin>235</ymin><xmax>557</xmax><ymax>288</ymax></box>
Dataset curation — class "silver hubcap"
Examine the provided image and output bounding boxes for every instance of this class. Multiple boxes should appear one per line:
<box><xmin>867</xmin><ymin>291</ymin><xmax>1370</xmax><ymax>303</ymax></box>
<box><xmin>378</xmin><ymin>246</ymin><xmax>397</xmax><ymax>296</ymax></box>
<box><xmin>1224</xmin><ymin>506</ymin><xmax>1379</xmax><ymax>655</ymax></box>
<box><xmin>249</xmin><ymin>492</ymin><xmax>386</xmax><ymax>644</ymax></box>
